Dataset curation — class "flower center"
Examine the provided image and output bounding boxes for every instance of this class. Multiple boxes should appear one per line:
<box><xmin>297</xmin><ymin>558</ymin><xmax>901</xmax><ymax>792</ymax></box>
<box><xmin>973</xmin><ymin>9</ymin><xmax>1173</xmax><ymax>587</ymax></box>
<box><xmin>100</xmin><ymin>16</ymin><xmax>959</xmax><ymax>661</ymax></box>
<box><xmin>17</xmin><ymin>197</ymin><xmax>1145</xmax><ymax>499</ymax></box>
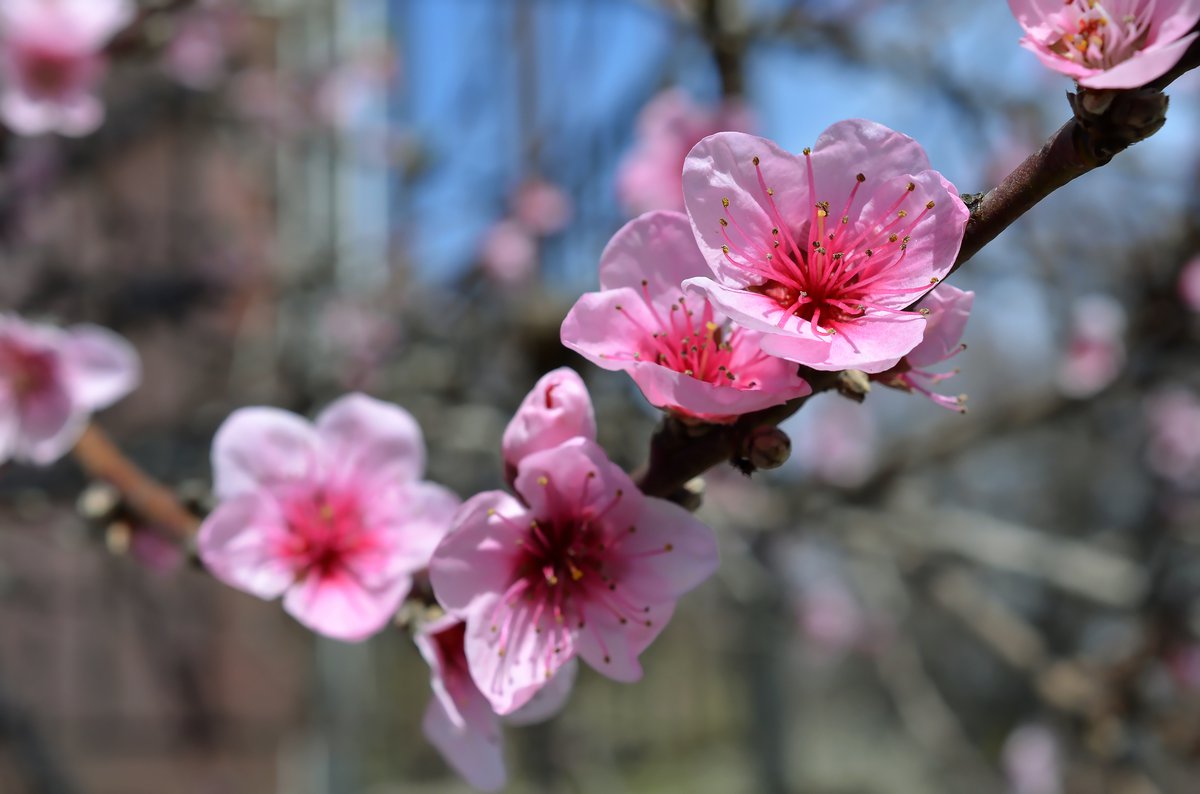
<box><xmin>0</xmin><ymin>339</ymin><xmax>57</xmax><ymax>399</ymax></box>
<box><xmin>610</xmin><ymin>285</ymin><xmax>767</xmax><ymax>388</ymax></box>
<box><xmin>1050</xmin><ymin>0</ymin><xmax>1152</xmax><ymax>68</ymax></box>
<box><xmin>487</xmin><ymin>473</ymin><xmax>676</xmax><ymax>665</ymax></box>
<box><xmin>17</xmin><ymin>44</ymin><xmax>84</xmax><ymax>98</ymax></box>
<box><xmin>717</xmin><ymin>152</ymin><xmax>937</xmax><ymax>342</ymax></box>
<box><xmin>276</xmin><ymin>487</ymin><xmax>372</xmax><ymax>577</ymax></box>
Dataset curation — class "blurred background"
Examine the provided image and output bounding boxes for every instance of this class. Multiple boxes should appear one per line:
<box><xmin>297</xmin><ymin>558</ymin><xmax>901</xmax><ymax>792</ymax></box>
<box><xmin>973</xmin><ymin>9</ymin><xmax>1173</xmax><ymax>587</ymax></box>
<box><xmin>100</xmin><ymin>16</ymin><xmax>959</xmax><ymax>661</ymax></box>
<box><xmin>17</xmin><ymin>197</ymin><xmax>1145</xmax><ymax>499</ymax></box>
<box><xmin>2</xmin><ymin>0</ymin><xmax>1200</xmax><ymax>792</ymax></box>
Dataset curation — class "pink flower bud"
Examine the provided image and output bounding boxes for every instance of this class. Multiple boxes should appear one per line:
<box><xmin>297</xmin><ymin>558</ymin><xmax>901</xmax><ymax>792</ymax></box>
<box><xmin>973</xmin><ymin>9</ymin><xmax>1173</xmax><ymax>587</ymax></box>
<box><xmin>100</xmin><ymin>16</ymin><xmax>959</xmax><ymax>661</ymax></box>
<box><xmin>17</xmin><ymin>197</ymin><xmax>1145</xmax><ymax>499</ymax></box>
<box><xmin>501</xmin><ymin>367</ymin><xmax>596</xmax><ymax>477</ymax></box>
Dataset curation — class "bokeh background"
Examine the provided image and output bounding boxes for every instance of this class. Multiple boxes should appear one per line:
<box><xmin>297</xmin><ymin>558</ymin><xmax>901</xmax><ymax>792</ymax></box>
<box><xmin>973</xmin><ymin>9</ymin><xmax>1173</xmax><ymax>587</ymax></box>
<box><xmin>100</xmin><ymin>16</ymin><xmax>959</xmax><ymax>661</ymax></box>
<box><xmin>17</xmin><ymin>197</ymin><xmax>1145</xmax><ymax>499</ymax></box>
<box><xmin>2</xmin><ymin>1</ymin><xmax>1200</xmax><ymax>792</ymax></box>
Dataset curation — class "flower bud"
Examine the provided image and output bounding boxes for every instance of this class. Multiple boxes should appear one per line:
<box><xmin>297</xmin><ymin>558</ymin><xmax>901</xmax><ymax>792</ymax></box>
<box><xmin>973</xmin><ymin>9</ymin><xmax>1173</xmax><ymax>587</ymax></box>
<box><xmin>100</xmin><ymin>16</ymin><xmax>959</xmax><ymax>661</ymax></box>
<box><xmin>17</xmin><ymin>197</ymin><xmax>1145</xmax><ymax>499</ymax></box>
<box><xmin>743</xmin><ymin>425</ymin><xmax>791</xmax><ymax>471</ymax></box>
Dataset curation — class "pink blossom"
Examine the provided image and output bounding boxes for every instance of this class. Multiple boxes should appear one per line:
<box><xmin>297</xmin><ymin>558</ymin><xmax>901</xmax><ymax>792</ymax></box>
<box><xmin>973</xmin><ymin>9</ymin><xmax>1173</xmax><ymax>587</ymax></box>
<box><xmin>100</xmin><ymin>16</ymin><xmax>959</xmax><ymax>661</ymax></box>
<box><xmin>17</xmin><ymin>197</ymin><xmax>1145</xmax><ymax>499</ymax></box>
<box><xmin>479</xmin><ymin>219</ymin><xmax>537</xmax><ymax>284</ymax></box>
<box><xmin>561</xmin><ymin>211</ymin><xmax>811</xmax><ymax>423</ymax></box>
<box><xmin>873</xmin><ymin>285</ymin><xmax>973</xmax><ymax>412</ymax></box>
<box><xmin>617</xmin><ymin>88</ymin><xmax>754</xmax><ymax>216</ymax></box>
<box><xmin>512</xmin><ymin>178</ymin><xmax>573</xmax><ymax>237</ymax></box>
<box><xmin>1008</xmin><ymin>0</ymin><xmax>1200</xmax><ymax>89</ymax></box>
<box><xmin>0</xmin><ymin>0</ymin><xmax>134</xmax><ymax>136</ymax></box>
<box><xmin>1145</xmin><ymin>388</ymin><xmax>1200</xmax><ymax>488</ymax></box>
<box><xmin>197</xmin><ymin>394</ymin><xmax>460</xmax><ymax>642</ymax></box>
<box><xmin>161</xmin><ymin>1</ymin><xmax>242</xmax><ymax>90</ymax></box>
<box><xmin>788</xmin><ymin>396</ymin><xmax>879</xmax><ymax>488</ymax></box>
<box><xmin>501</xmin><ymin>366</ymin><xmax>596</xmax><ymax>479</ymax></box>
<box><xmin>1179</xmin><ymin>256</ymin><xmax>1200</xmax><ymax>312</ymax></box>
<box><xmin>681</xmin><ymin>120</ymin><xmax>969</xmax><ymax>374</ymax></box>
<box><xmin>1056</xmin><ymin>294</ymin><xmax>1126</xmax><ymax>398</ymax></box>
<box><xmin>416</xmin><ymin>615</ymin><xmax>576</xmax><ymax>792</ymax></box>
<box><xmin>0</xmin><ymin>314</ymin><xmax>140</xmax><ymax>465</ymax></box>
<box><xmin>429</xmin><ymin>437</ymin><xmax>718</xmax><ymax>715</ymax></box>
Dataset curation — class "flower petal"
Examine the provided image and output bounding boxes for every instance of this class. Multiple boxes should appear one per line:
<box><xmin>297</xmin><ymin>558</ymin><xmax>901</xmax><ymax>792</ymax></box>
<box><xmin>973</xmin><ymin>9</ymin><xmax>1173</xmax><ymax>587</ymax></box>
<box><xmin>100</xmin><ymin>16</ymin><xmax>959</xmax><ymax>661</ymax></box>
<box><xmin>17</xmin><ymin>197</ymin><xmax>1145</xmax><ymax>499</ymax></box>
<box><xmin>315</xmin><ymin>392</ymin><xmax>425</xmax><ymax>488</ymax></box>
<box><xmin>422</xmin><ymin>686</ymin><xmax>506</xmax><ymax>792</ymax></box>
<box><xmin>211</xmin><ymin>407</ymin><xmax>321</xmax><ymax>499</ymax></box>
<box><xmin>282</xmin><ymin>565</ymin><xmax>410</xmax><ymax>642</ymax></box>
<box><xmin>58</xmin><ymin>324</ymin><xmax>140</xmax><ymax>411</ymax></box>
<box><xmin>197</xmin><ymin>494</ymin><xmax>295</xmax><ymax>600</ymax></box>
<box><xmin>429</xmin><ymin>491</ymin><xmax>526</xmax><ymax>616</ymax></box>
<box><xmin>599</xmin><ymin>211</ymin><xmax>709</xmax><ymax>298</ymax></box>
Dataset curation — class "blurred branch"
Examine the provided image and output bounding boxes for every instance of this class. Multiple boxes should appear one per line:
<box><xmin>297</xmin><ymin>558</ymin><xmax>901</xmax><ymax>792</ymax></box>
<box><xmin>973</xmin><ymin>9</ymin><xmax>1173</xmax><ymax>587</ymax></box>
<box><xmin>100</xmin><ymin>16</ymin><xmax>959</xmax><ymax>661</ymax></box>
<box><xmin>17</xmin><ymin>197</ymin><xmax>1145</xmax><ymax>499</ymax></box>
<box><xmin>70</xmin><ymin>424</ymin><xmax>201</xmax><ymax>541</ymax></box>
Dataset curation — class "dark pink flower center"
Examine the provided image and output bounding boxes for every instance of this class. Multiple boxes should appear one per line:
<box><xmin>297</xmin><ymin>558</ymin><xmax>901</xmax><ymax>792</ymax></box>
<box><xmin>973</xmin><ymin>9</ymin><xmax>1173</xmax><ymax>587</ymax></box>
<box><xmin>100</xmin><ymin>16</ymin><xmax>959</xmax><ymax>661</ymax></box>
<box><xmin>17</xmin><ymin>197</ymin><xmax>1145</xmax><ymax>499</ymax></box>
<box><xmin>275</xmin><ymin>487</ymin><xmax>375</xmax><ymax>578</ymax></box>
<box><xmin>0</xmin><ymin>338</ymin><xmax>57</xmax><ymax>399</ymax></box>
<box><xmin>488</xmin><ymin>473</ymin><xmax>674</xmax><ymax>665</ymax></box>
<box><xmin>1049</xmin><ymin>0</ymin><xmax>1153</xmax><ymax>68</ymax></box>
<box><xmin>16</xmin><ymin>43</ymin><xmax>86</xmax><ymax>98</ymax></box>
<box><xmin>718</xmin><ymin>152</ymin><xmax>938</xmax><ymax>345</ymax></box>
<box><xmin>609</xmin><ymin>286</ymin><xmax>768</xmax><ymax>388</ymax></box>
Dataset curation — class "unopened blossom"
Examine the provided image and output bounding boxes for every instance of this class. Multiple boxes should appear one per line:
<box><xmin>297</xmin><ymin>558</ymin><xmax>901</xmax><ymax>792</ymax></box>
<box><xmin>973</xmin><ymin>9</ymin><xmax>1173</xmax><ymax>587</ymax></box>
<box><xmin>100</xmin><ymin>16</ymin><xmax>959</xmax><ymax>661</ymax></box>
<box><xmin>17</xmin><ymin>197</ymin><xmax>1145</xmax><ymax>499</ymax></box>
<box><xmin>1008</xmin><ymin>0</ymin><xmax>1200</xmax><ymax>89</ymax></box>
<box><xmin>617</xmin><ymin>88</ymin><xmax>754</xmax><ymax>216</ymax></box>
<box><xmin>562</xmin><ymin>211</ymin><xmax>812</xmax><ymax>422</ymax></box>
<box><xmin>1144</xmin><ymin>388</ymin><xmax>1200</xmax><ymax>488</ymax></box>
<box><xmin>501</xmin><ymin>366</ymin><xmax>596</xmax><ymax>479</ymax></box>
<box><xmin>0</xmin><ymin>0</ymin><xmax>134</xmax><ymax>136</ymax></box>
<box><xmin>874</xmin><ymin>285</ymin><xmax>973</xmax><ymax>412</ymax></box>
<box><xmin>1056</xmin><ymin>293</ymin><xmax>1126</xmax><ymax>398</ymax></box>
<box><xmin>197</xmin><ymin>394</ymin><xmax>460</xmax><ymax>641</ymax></box>
<box><xmin>430</xmin><ymin>437</ymin><xmax>718</xmax><ymax>714</ymax></box>
<box><xmin>682</xmin><ymin>120</ymin><xmax>969</xmax><ymax>374</ymax></box>
<box><xmin>0</xmin><ymin>314</ymin><xmax>140</xmax><ymax>465</ymax></box>
<box><xmin>416</xmin><ymin>615</ymin><xmax>576</xmax><ymax>792</ymax></box>
<box><xmin>1179</xmin><ymin>256</ymin><xmax>1200</xmax><ymax>312</ymax></box>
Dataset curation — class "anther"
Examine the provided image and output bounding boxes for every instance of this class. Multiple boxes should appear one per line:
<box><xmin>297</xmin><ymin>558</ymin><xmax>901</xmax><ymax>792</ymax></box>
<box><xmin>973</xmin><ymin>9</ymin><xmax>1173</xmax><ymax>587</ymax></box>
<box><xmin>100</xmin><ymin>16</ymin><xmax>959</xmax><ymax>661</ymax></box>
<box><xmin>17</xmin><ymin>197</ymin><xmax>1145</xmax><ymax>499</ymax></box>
<box><xmin>906</xmin><ymin>182</ymin><xmax>916</xmax><ymax>192</ymax></box>
<box><xmin>752</xmin><ymin>155</ymin><xmax>760</xmax><ymax>165</ymax></box>
<box><xmin>719</xmin><ymin>218</ymin><xmax>728</xmax><ymax>227</ymax></box>
<box><xmin>856</xmin><ymin>173</ymin><xmax>866</xmax><ymax>182</ymax></box>
<box><xmin>926</xmin><ymin>200</ymin><xmax>935</xmax><ymax>209</ymax></box>
<box><xmin>721</xmin><ymin>197</ymin><xmax>730</xmax><ymax>208</ymax></box>
<box><xmin>802</xmin><ymin>147</ymin><xmax>812</xmax><ymax>155</ymax></box>
<box><xmin>537</xmin><ymin>476</ymin><xmax>549</xmax><ymax>486</ymax></box>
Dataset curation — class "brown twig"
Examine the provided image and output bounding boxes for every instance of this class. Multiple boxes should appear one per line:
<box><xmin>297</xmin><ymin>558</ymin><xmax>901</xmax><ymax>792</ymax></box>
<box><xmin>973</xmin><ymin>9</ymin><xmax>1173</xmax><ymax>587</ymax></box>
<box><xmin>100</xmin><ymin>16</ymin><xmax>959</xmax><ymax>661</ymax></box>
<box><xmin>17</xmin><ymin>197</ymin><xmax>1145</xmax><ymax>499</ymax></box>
<box><xmin>634</xmin><ymin>75</ymin><xmax>1185</xmax><ymax>501</ymax></box>
<box><xmin>70</xmin><ymin>424</ymin><xmax>201</xmax><ymax>541</ymax></box>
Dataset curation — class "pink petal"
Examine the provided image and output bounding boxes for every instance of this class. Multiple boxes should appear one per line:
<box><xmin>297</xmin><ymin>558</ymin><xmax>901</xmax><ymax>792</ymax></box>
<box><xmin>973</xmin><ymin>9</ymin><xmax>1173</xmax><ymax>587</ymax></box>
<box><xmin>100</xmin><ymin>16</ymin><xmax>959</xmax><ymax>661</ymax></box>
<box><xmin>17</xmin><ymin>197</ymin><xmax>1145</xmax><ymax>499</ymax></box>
<box><xmin>315</xmin><ymin>392</ymin><xmax>425</xmax><ymax>488</ymax></box>
<box><xmin>422</xmin><ymin>687</ymin><xmax>506</xmax><ymax>792</ymax></box>
<box><xmin>463</xmin><ymin>592</ymin><xmax>571</xmax><ymax>715</ymax></box>
<box><xmin>559</xmin><ymin>286</ymin><xmax>657</xmax><ymax>373</ymax></box>
<box><xmin>282</xmin><ymin>565</ymin><xmax>411</xmax><ymax>642</ymax></box>
<box><xmin>760</xmin><ymin>310</ymin><xmax>929</xmax><ymax>373</ymax></box>
<box><xmin>504</xmin><ymin>658</ymin><xmax>578</xmax><ymax>726</ymax></box>
<box><xmin>683</xmin><ymin>131</ymin><xmax>810</xmax><ymax>287</ymax></box>
<box><xmin>429</xmin><ymin>491</ymin><xmax>526</xmax><ymax>616</ymax></box>
<box><xmin>58</xmin><ymin>324</ymin><xmax>140</xmax><ymax>411</ymax></box>
<box><xmin>366</xmin><ymin>480</ymin><xmax>462</xmax><ymax>576</ymax></box>
<box><xmin>211</xmin><ymin>407</ymin><xmax>321</xmax><ymax>499</ymax></box>
<box><xmin>1080</xmin><ymin>32</ymin><xmax>1200</xmax><ymax>88</ymax></box>
<box><xmin>906</xmin><ymin>285</ymin><xmax>974</xmax><ymax>368</ymax></box>
<box><xmin>513</xmin><ymin>438</ymin><xmax>642</xmax><ymax>532</ymax></box>
<box><xmin>625</xmin><ymin>359</ymin><xmax>808</xmax><ymax>421</ymax></box>
<box><xmin>598</xmin><ymin>211</ymin><xmax>708</xmax><ymax>297</ymax></box>
<box><xmin>617</xmin><ymin>497</ymin><xmax>719</xmax><ymax>603</ymax></box>
<box><xmin>196</xmin><ymin>494</ymin><xmax>296</xmax><ymax>600</ymax></box>
<box><xmin>572</xmin><ymin>603</ymin><xmax>676</xmax><ymax>683</ymax></box>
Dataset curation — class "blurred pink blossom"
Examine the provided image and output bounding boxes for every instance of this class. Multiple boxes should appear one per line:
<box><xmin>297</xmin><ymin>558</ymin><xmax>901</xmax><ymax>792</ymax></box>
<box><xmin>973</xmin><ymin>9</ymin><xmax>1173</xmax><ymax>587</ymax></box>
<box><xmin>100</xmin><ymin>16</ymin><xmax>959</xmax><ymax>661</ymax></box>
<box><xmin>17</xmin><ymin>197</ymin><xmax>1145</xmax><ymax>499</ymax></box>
<box><xmin>1002</xmin><ymin>723</ymin><xmax>1062</xmax><ymax>794</ymax></box>
<box><xmin>1008</xmin><ymin>0</ymin><xmax>1200</xmax><ymax>89</ymax></box>
<box><xmin>161</xmin><ymin>0</ymin><xmax>243</xmax><ymax>90</ymax></box>
<box><xmin>501</xmin><ymin>366</ymin><xmax>596</xmax><ymax>482</ymax></box>
<box><xmin>1145</xmin><ymin>388</ymin><xmax>1200</xmax><ymax>488</ymax></box>
<box><xmin>789</xmin><ymin>396</ymin><xmax>879</xmax><ymax>488</ymax></box>
<box><xmin>617</xmin><ymin>88</ymin><xmax>753</xmax><ymax>215</ymax></box>
<box><xmin>197</xmin><ymin>394</ymin><xmax>460</xmax><ymax>641</ymax></box>
<box><xmin>129</xmin><ymin>526</ymin><xmax>186</xmax><ymax>573</ymax></box>
<box><xmin>479</xmin><ymin>219</ymin><xmax>537</xmax><ymax>284</ymax></box>
<box><xmin>314</xmin><ymin>47</ymin><xmax>399</xmax><ymax>130</ymax></box>
<box><xmin>681</xmin><ymin>120</ymin><xmax>969</xmax><ymax>374</ymax></box>
<box><xmin>0</xmin><ymin>314</ymin><xmax>140</xmax><ymax>465</ymax></box>
<box><xmin>430</xmin><ymin>435</ymin><xmax>718</xmax><ymax>715</ymax></box>
<box><xmin>561</xmin><ymin>211</ymin><xmax>811</xmax><ymax>423</ymax></box>
<box><xmin>1179</xmin><ymin>256</ymin><xmax>1200</xmax><ymax>312</ymax></box>
<box><xmin>512</xmin><ymin>178</ymin><xmax>573</xmax><ymax>236</ymax></box>
<box><xmin>1167</xmin><ymin>643</ymin><xmax>1200</xmax><ymax>692</ymax></box>
<box><xmin>416</xmin><ymin>615</ymin><xmax>576</xmax><ymax>792</ymax></box>
<box><xmin>0</xmin><ymin>0</ymin><xmax>134</xmax><ymax>136</ymax></box>
<box><xmin>1056</xmin><ymin>294</ymin><xmax>1126</xmax><ymax>398</ymax></box>
<box><xmin>874</xmin><ymin>284</ymin><xmax>973</xmax><ymax>412</ymax></box>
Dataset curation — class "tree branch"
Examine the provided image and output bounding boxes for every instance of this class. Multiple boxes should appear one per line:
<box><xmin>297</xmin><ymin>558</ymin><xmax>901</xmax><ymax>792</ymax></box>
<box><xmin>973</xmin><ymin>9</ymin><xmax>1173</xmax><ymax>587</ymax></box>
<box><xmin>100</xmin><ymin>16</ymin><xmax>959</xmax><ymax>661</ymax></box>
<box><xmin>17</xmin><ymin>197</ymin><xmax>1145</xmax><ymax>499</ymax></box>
<box><xmin>70</xmin><ymin>424</ymin><xmax>201</xmax><ymax>541</ymax></box>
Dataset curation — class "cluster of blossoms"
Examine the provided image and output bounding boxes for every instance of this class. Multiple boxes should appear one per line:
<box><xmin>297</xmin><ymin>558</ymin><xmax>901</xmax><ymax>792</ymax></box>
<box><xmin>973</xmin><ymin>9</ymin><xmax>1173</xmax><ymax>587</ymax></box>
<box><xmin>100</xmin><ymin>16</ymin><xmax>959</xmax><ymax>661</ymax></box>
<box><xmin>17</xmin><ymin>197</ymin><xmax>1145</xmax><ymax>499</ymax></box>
<box><xmin>564</xmin><ymin>119</ymin><xmax>974</xmax><ymax>421</ymax></box>
<box><xmin>0</xmin><ymin>0</ymin><xmax>133</xmax><ymax>136</ymax></box>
